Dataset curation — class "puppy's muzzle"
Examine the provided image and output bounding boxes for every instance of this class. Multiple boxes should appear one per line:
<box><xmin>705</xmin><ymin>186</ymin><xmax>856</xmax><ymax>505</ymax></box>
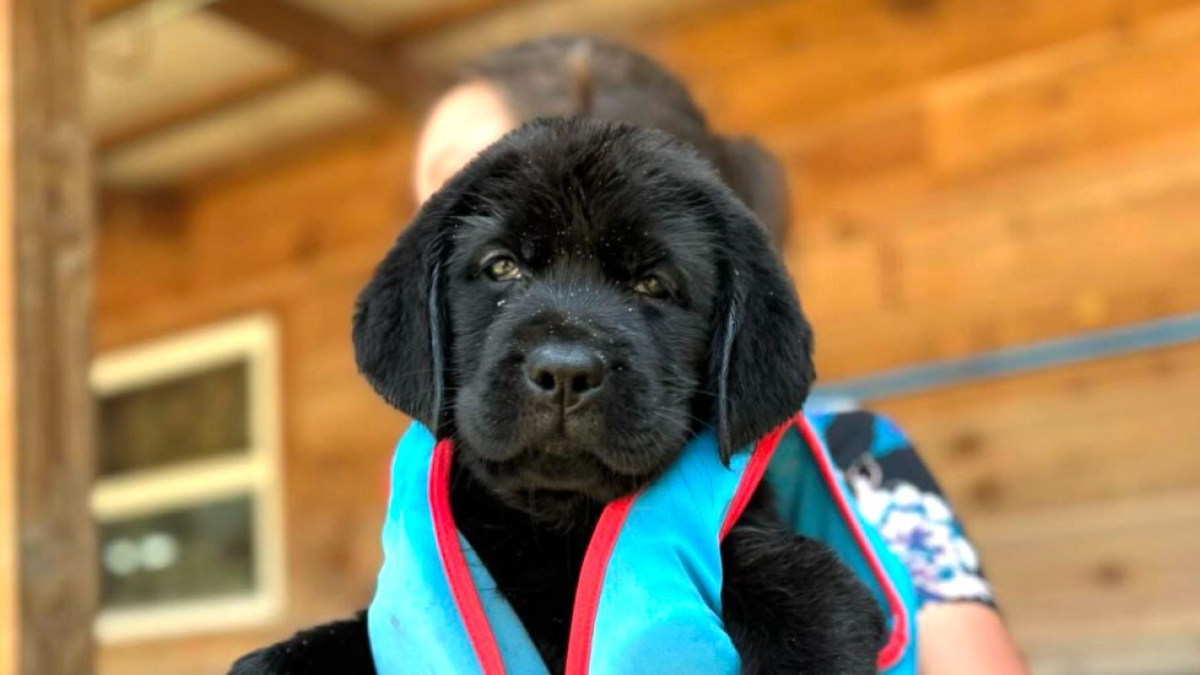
<box><xmin>523</xmin><ymin>343</ymin><xmax>606</xmax><ymax>411</ymax></box>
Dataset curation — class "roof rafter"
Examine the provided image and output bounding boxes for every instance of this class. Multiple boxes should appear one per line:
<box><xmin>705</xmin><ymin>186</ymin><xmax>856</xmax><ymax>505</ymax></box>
<box><xmin>88</xmin><ymin>0</ymin><xmax>152</xmax><ymax>22</ymax></box>
<box><xmin>208</xmin><ymin>0</ymin><xmax>411</xmax><ymax>106</ymax></box>
<box><xmin>97</xmin><ymin>0</ymin><xmax>522</xmax><ymax>154</ymax></box>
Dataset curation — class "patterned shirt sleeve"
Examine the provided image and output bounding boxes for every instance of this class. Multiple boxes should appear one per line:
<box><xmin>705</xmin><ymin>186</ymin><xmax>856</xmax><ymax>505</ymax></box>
<box><xmin>814</xmin><ymin>410</ymin><xmax>995</xmax><ymax>608</ymax></box>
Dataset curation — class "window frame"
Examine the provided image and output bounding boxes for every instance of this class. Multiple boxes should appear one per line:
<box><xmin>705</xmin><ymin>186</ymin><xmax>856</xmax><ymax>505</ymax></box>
<box><xmin>90</xmin><ymin>314</ymin><xmax>285</xmax><ymax>642</ymax></box>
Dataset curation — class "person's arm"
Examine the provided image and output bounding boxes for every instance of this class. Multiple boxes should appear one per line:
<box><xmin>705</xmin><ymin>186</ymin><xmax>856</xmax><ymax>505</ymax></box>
<box><xmin>811</xmin><ymin>408</ymin><xmax>1028</xmax><ymax>674</ymax></box>
<box><xmin>918</xmin><ymin>603</ymin><xmax>1029</xmax><ymax>675</ymax></box>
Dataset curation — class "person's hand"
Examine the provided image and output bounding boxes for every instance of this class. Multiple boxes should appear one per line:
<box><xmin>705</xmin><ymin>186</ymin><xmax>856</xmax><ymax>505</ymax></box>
<box><xmin>918</xmin><ymin>603</ymin><xmax>1030</xmax><ymax>675</ymax></box>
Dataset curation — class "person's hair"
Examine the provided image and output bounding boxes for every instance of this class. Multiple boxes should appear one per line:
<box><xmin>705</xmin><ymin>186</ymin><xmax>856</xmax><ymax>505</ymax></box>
<box><xmin>455</xmin><ymin>35</ymin><xmax>790</xmax><ymax>245</ymax></box>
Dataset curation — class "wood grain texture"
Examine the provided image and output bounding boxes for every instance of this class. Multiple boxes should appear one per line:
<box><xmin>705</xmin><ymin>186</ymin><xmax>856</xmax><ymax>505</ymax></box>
<box><xmin>0</xmin><ymin>1</ymin><xmax>16</xmax><ymax>671</ymax></box>
<box><xmin>643</xmin><ymin>0</ymin><xmax>1200</xmax><ymax>131</ymax></box>
<box><xmin>976</xmin><ymin>491</ymin><xmax>1200</xmax><ymax>656</ymax></box>
<box><xmin>875</xmin><ymin>342</ymin><xmax>1200</xmax><ymax>520</ymax></box>
<box><xmin>791</xmin><ymin>128</ymin><xmax>1200</xmax><ymax>379</ymax></box>
<box><xmin>12</xmin><ymin>0</ymin><xmax>96</xmax><ymax>673</ymax></box>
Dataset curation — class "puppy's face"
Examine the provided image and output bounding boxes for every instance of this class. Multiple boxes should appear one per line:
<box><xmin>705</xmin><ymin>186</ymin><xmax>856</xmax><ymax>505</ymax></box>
<box><xmin>355</xmin><ymin>120</ymin><xmax>814</xmax><ymax>523</ymax></box>
<box><xmin>446</xmin><ymin>156</ymin><xmax>719</xmax><ymax>515</ymax></box>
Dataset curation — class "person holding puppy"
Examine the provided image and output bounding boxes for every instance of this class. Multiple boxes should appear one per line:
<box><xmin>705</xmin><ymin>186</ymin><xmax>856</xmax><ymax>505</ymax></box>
<box><xmin>413</xmin><ymin>35</ymin><xmax>1027</xmax><ymax>675</ymax></box>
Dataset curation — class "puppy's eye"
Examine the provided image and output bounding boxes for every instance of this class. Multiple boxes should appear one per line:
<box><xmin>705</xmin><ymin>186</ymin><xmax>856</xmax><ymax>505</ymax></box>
<box><xmin>632</xmin><ymin>274</ymin><xmax>668</xmax><ymax>298</ymax></box>
<box><xmin>483</xmin><ymin>254</ymin><xmax>523</xmax><ymax>281</ymax></box>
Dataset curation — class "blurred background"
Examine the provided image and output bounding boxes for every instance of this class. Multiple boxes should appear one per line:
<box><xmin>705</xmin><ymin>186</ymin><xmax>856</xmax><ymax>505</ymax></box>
<box><xmin>8</xmin><ymin>0</ymin><xmax>1200</xmax><ymax>673</ymax></box>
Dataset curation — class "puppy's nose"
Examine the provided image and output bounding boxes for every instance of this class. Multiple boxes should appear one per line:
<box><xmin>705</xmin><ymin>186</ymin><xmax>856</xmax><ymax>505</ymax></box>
<box><xmin>524</xmin><ymin>344</ymin><xmax>606</xmax><ymax>410</ymax></box>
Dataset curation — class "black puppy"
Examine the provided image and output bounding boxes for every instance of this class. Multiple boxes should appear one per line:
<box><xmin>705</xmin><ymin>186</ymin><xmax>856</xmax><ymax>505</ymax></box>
<box><xmin>232</xmin><ymin>119</ymin><xmax>883</xmax><ymax>674</ymax></box>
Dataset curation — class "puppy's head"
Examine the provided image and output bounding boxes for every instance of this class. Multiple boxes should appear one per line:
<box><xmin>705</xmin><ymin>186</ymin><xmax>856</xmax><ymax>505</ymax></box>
<box><xmin>354</xmin><ymin>119</ymin><xmax>814</xmax><ymax>523</ymax></box>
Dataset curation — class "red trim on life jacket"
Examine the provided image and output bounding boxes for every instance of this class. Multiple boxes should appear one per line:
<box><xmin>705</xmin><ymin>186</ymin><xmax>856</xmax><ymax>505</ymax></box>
<box><xmin>563</xmin><ymin>493</ymin><xmax>636</xmax><ymax>675</ymax></box>
<box><xmin>566</xmin><ymin>431</ymin><xmax>780</xmax><ymax>674</ymax></box>
<box><xmin>427</xmin><ymin>418</ymin><xmax>908</xmax><ymax>674</ymax></box>
<box><xmin>794</xmin><ymin>414</ymin><xmax>910</xmax><ymax>671</ymax></box>
<box><xmin>720</xmin><ymin>423</ymin><xmax>787</xmax><ymax>540</ymax></box>
<box><xmin>429</xmin><ymin>439</ymin><xmax>508</xmax><ymax>675</ymax></box>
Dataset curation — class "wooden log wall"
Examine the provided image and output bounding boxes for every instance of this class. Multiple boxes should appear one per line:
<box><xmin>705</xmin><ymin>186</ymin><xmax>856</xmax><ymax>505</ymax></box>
<box><xmin>96</xmin><ymin>1</ymin><xmax>1200</xmax><ymax>672</ymax></box>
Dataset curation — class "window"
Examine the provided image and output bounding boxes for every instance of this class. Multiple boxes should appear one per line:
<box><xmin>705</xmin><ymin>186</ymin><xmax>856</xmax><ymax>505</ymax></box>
<box><xmin>91</xmin><ymin>315</ymin><xmax>284</xmax><ymax>642</ymax></box>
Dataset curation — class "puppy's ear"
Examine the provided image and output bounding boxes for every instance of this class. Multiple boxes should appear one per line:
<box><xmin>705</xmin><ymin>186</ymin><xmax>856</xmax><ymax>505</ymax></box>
<box><xmin>352</xmin><ymin>190</ymin><xmax>457</xmax><ymax>434</ymax></box>
<box><xmin>710</xmin><ymin>197</ymin><xmax>814</xmax><ymax>462</ymax></box>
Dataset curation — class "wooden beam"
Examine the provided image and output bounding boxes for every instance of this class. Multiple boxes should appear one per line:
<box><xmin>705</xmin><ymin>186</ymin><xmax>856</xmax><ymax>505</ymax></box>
<box><xmin>8</xmin><ymin>0</ymin><xmax>97</xmax><ymax>673</ymax></box>
<box><xmin>382</xmin><ymin>0</ymin><xmax>519</xmax><ymax>43</ymax></box>
<box><xmin>97</xmin><ymin>64</ymin><xmax>306</xmax><ymax>152</ymax></box>
<box><xmin>86</xmin><ymin>0</ymin><xmax>149</xmax><ymax>22</ymax></box>
<box><xmin>1</xmin><ymin>0</ymin><xmax>16</xmax><ymax>671</ymax></box>
<box><xmin>100</xmin><ymin>0</ymin><xmax>523</xmax><ymax>154</ymax></box>
<box><xmin>209</xmin><ymin>0</ymin><xmax>412</xmax><ymax>107</ymax></box>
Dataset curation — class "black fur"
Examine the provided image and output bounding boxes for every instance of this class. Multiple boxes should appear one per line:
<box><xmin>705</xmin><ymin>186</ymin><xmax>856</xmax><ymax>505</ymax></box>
<box><xmin>232</xmin><ymin>119</ymin><xmax>882</xmax><ymax>674</ymax></box>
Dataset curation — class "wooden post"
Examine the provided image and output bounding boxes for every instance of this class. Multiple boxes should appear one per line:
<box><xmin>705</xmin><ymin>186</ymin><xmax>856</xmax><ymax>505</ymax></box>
<box><xmin>3</xmin><ymin>0</ymin><xmax>97</xmax><ymax>674</ymax></box>
<box><xmin>1</xmin><ymin>2</ymin><xmax>18</xmax><ymax>672</ymax></box>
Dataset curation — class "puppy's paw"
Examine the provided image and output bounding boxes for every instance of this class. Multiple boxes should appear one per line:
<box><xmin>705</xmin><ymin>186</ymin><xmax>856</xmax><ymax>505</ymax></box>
<box><xmin>723</xmin><ymin>524</ymin><xmax>885</xmax><ymax>675</ymax></box>
<box><xmin>226</xmin><ymin>612</ymin><xmax>376</xmax><ymax>675</ymax></box>
<box><xmin>228</xmin><ymin>646</ymin><xmax>287</xmax><ymax>675</ymax></box>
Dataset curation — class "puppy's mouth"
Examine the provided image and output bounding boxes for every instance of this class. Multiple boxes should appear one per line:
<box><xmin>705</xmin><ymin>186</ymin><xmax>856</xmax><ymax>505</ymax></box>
<box><xmin>478</xmin><ymin>449</ymin><xmax>647</xmax><ymax>504</ymax></box>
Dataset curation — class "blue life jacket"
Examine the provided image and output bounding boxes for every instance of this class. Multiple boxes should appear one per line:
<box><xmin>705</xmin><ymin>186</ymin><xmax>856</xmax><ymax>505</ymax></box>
<box><xmin>368</xmin><ymin>413</ymin><xmax>918</xmax><ymax>674</ymax></box>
